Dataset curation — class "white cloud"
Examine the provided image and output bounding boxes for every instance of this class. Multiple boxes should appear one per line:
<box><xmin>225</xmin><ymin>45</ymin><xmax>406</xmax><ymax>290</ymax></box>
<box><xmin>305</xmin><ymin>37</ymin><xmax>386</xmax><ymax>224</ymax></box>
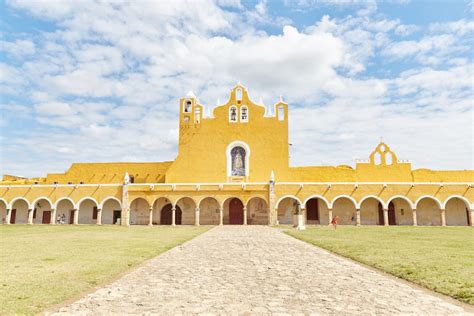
<box><xmin>0</xmin><ymin>39</ymin><xmax>35</xmax><ymax>57</ymax></box>
<box><xmin>0</xmin><ymin>1</ymin><xmax>472</xmax><ymax>177</ymax></box>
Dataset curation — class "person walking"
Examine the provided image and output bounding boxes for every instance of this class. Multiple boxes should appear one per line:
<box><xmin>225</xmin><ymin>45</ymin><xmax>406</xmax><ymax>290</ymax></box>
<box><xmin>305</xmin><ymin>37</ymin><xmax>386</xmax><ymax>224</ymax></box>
<box><xmin>57</xmin><ymin>214</ymin><xmax>61</xmax><ymax>224</ymax></box>
<box><xmin>331</xmin><ymin>215</ymin><xmax>338</xmax><ymax>230</ymax></box>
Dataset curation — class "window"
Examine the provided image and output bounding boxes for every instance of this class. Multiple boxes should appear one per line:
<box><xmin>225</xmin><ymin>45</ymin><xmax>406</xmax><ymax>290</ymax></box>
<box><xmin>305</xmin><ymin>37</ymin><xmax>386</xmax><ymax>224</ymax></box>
<box><xmin>92</xmin><ymin>207</ymin><xmax>98</xmax><ymax>220</ymax></box>
<box><xmin>194</xmin><ymin>108</ymin><xmax>201</xmax><ymax>124</ymax></box>
<box><xmin>184</xmin><ymin>100</ymin><xmax>192</xmax><ymax>113</ymax></box>
<box><xmin>229</xmin><ymin>106</ymin><xmax>237</xmax><ymax>122</ymax></box>
<box><xmin>240</xmin><ymin>106</ymin><xmax>248</xmax><ymax>122</ymax></box>
<box><xmin>231</xmin><ymin>146</ymin><xmax>246</xmax><ymax>176</ymax></box>
<box><xmin>236</xmin><ymin>88</ymin><xmax>242</xmax><ymax>101</ymax></box>
<box><xmin>278</xmin><ymin>106</ymin><xmax>285</xmax><ymax>121</ymax></box>
<box><xmin>130</xmin><ymin>175</ymin><xmax>135</xmax><ymax>183</ymax></box>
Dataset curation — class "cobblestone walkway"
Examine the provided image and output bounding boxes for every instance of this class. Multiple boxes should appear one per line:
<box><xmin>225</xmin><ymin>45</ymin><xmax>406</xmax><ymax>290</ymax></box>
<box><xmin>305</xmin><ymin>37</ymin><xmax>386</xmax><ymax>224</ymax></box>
<box><xmin>53</xmin><ymin>226</ymin><xmax>470</xmax><ymax>315</ymax></box>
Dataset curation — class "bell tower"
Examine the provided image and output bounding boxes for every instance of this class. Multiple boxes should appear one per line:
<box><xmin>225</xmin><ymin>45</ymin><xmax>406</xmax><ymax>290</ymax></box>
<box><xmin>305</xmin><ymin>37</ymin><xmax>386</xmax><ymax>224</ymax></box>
<box><xmin>179</xmin><ymin>91</ymin><xmax>202</xmax><ymax>127</ymax></box>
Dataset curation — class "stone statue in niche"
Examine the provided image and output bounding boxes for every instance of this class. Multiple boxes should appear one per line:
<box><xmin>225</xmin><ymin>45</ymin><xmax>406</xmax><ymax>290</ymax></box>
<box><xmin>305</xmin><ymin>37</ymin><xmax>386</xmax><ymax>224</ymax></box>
<box><xmin>231</xmin><ymin>146</ymin><xmax>246</xmax><ymax>176</ymax></box>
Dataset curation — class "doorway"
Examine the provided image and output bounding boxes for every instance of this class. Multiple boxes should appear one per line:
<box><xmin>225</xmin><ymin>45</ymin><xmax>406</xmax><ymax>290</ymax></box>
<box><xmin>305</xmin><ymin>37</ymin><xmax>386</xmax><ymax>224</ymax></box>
<box><xmin>10</xmin><ymin>209</ymin><xmax>16</xmax><ymax>224</ymax></box>
<box><xmin>42</xmin><ymin>211</ymin><xmax>51</xmax><ymax>224</ymax></box>
<box><xmin>306</xmin><ymin>199</ymin><xmax>319</xmax><ymax>222</ymax></box>
<box><xmin>113</xmin><ymin>210</ymin><xmax>121</xmax><ymax>224</ymax></box>
<box><xmin>229</xmin><ymin>198</ymin><xmax>244</xmax><ymax>225</ymax></box>
<box><xmin>378</xmin><ymin>202</ymin><xmax>396</xmax><ymax>225</ymax></box>
<box><xmin>160</xmin><ymin>204</ymin><xmax>182</xmax><ymax>225</ymax></box>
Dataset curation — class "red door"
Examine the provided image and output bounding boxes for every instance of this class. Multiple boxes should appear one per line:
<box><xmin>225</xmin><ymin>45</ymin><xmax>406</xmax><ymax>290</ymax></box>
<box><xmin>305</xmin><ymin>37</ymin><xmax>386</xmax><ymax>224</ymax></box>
<box><xmin>10</xmin><ymin>209</ymin><xmax>16</xmax><ymax>224</ymax></box>
<box><xmin>306</xmin><ymin>199</ymin><xmax>319</xmax><ymax>221</ymax></box>
<box><xmin>388</xmin><ymin>202</ymin><xmax>396</xmax><ymax>225</ymax></box>
<box><xmin>229</xmin><ymin>198</ymin><xmax>244</xmax><ymax>225</ymax></box>
<box><xmin>42</xmin><ymin>211</ymin><xmax>51</xmax><ymax>224</ymax></box>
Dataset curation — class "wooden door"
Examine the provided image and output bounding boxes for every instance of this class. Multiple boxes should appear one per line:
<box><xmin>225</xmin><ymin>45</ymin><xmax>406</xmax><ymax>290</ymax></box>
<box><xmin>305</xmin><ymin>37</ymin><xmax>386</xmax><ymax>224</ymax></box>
<box><xmin>69</xmin><ymin>210</ymin><xmax>74</xmax><ymax>224</ymax></box>
<box><xmin>42</xmin><ymin>211</ymin><xmax>51</xmax><ymax>224</ymax></box>
<box><xmin>10</xmin><ymin>209</ymin><xmax>16</xmax><ymax>224</ymax></box>
<box><xmin>306</xmin><ymin>199</ymin><xmax>319</xmax><ymax>221</ymax></box>
<box><xmin>388</xmin><ymin>202</ymin><xmax>396</xmax><ymax>225</ymax></box>
<box><xmin>229</xmin><ymin>198</ymin><xmax>244</xmax><ymax>225</ymax></box>
<box><xmin>378</xmin><ymin>203</ymin><xmax>384</xmax><ymax>225</ymax></box>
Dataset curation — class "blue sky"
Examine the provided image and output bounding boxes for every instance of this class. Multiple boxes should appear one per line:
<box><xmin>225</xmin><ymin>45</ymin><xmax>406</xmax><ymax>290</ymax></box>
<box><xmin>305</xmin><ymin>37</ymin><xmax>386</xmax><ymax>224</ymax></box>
<box><xmin>0</xmin><ymin>0</ymin><xmax>473</xmax><ymax>178</ymax></box>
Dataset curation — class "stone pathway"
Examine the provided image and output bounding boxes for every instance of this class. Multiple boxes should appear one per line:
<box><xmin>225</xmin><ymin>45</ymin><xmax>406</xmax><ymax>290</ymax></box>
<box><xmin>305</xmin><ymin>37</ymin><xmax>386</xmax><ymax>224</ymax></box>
<box><xmin>52</xmin><ymin>226</ymin><xmax>470</xmax><ymax>315</ymax></box>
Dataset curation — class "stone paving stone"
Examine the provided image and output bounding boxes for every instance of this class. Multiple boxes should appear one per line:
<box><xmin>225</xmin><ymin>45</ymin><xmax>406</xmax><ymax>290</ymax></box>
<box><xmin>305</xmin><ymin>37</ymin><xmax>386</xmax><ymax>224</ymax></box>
<box><xmin>50</xmin><ymin>226</ymin><xmax>471</xmax><ymax>315</ymax></box>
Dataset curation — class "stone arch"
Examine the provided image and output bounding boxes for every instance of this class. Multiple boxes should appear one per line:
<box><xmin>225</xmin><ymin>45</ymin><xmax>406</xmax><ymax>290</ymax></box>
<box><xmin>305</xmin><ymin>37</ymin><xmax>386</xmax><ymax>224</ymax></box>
<box><xmin>304</xmin><ymin>196</ymin><xmax>330</xmax><ymax>225</ymax></box>
<box><xmin>245</xmin><ymin>195</ymin><xmax>268</xmax><ymax>207</ymax></box>
<box><xmin>77</xmin><ymin>197</ymin><xmax>99</xmax><ymax>224</ymax></box>
<box><xmin>198</xmin><ymin>197</ymin><xmax>220</xmax><ymax>225</ymax></box>
<box><xmin>222</xmin><ymin>196</ymin><xmax>245</xmax><ymax>225</ymax></box>
<box><xmin>442</xmin><ymin>195</ymin><xmax>471</xmax><ymax>210</ymax></box>
<box><xmin>76</xmin><ymin>197</ymin><xmax>99</xmax><ymax>209</ymax></box>
<box><xmin>9</xmin><ymin>197</ymin><xmax>31</xmax><ymax>224</ymax></box>
<box><xmin>130</xmin><ymin>197</ymin><xmax>150</xmax><ymax>225</ymax></box>
<box><xmin>330</xmin><ymin>195</ymin><xmax>357</xmax><ymax>209</ymax></box>
<box><xmin>0</xmin><ymin>198</ymin><xmax>7</xmax><ymax>224</ymax></box>
<box><xmin>31</xmin><ymin>197</ymin><xmax>54</xmax><ymax>224</ymax></box>
<box><xmin>31</xmin><ymin>197</ymin><xmax>53</xmax><ymax>210</ymax></box>
<box><xmin>358</xmin><ymin>195</ymin><xmax>386</xmax><ymax>209</ymax></box>
<box><xmin>276</xmin><ymin>195</ymin><xmax>302</xmax><ymax>209</ymax></box>
<box><xmin>387</xmin><ymin>197</ymin><xmax>413</xmax><ymax>225</ymax></box>
<box><xmin>101</xmin><ymin>197</ymin><xmax>122</xmax><ymax>225</ymax></box>
<box><xmin>359</xmin><ymin>196</ymin><xmax>386</xmax><ymax>225</ymax></box>
<box><xmin>415</xmin><ymin>195</ymin><xmax>442</xmax><ymax>209</ymax></box>
<box><xmin>8</xmin><ymin>197</ymin><xmax>31</xmax><ymax>210</ymax></box>
<box><xmin>331</xmin><ymin>195</ymin><xmax>357</xmax><ymax>225</ymax></box>
<box><xmin>387</xmin><ymin>195</ymin><xmax>414</xmax><ymax>209</ymax></box>
<box><xmin>303</xmin><ymin>195</ymin><xmax>330</xmax><ymax>209</ymax></box>
<box><xmin>175</xmin><ymin>197</ymin><xmax>197</xmax><ymax>225</ymax></box>
<box><xmin>152</xmin><ymin>197</ymin><xmax>171</xmax><ymax>225</ymax></box>
<box><xmin>276</xmin><ymin>196</ymin><xmax>301</xmax><ymax>225</ymax></box>
<box><xmin>100</xmin><ymin>196</ymin><xmax>121</xmax><ymax>209</ymax></box>
<box><xmin>415</xmin><ymin>196</ymin><xmax>442</xmax><ymax>226</ymax></box>
<box><xmin>444</xmin><ymin>196</ymin><xmax>471</xmax><ymax>226</ymax></box>
<box><xmin>246</xmin><ymin>196</ymin><xmax>268</xmax><ymax>225</ymax></box>
<box><xmin>55</xmin><ymin>198</ymin><xmax>75</xmax><ymax>224</ymax></box>
<box><xmin>55</xmin><ymin>197</ymin><xmax>75</xmax><ymax>209</ymax></box>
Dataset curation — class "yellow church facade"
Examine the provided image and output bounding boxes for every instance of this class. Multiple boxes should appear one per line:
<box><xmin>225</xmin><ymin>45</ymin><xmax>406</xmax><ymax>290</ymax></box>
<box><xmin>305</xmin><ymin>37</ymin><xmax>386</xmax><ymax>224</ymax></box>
<box><xmin>1</xmin><ymin>83</ymin><xmax>473</xmax><ymax>227</ymax></box>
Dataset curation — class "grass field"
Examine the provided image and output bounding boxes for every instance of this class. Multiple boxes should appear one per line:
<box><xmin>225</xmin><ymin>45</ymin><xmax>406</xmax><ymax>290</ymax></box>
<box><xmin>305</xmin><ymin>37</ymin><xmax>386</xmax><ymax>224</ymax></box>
<box><xmin>285</xmin><ymin>226</ymin><xmax>474</xmax><ymax>304</ymax></box>
<box><xmin>0</xmin><ymin>225</ymin><xmax>210</xmax><ymax>315</ymax></box>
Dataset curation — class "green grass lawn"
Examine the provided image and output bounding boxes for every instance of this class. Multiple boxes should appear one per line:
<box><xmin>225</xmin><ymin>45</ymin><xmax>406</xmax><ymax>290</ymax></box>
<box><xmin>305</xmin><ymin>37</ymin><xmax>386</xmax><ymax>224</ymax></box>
<box><xmin>285</xmin><ymin>225</ymin><xmax>474</xmax><ymax>305</ymax></box>
<box><xmin>0</xmin><ymin>225</ymin><xmax>210</xmax><ymax>315</ymax></box>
